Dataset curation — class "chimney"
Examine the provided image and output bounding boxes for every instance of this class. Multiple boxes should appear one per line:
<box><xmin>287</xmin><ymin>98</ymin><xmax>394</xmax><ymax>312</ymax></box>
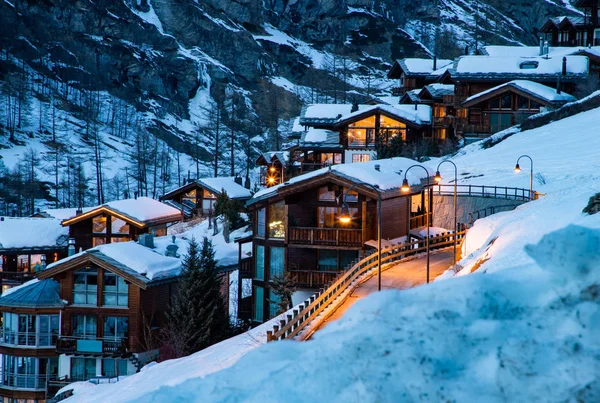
<box><xmin>134</xmin><ymin>191</ymin><xmax>138</xmax><ymax>200</ymax></box>
<box><xmin>433</xmin><ymin>55</ymin><xmax>437</xmax><ymax>71</ymax></box>
<box><xmin>234</xmin><ymin>175</ymin><xmax>242</xmax><ymax>186</ymax></box>
<box><xmin>350</xmin><ymin>98</ymin><xmax>359</xmax><ymax>113</ymax></box>
<box><xmin>138</xmin><ymin>233</ymin><xmax>155</xmax><ymax>249</ymax></box>
<box><xmin>562</xmin><ymin>56</ymin><xmax>567</xmax><ymax>75</ymax></box>
<box><xmin>40</xmin><ymin>254</ymin><xmax>47</xmax><ymax>271</ymax></box>
<box><xmin>76</xmin><ymin>208</ymin><xmax>82</xmax><ymax>216</ymax></box>
<box><xmin>244</xmin><ymin>176</ymin><xmax>251</xmax><ymax>189</ymax></box>
<box><xmin>539</xmin><ymin>37</ymin><xmax>544</xmax><ymax>56</ymax></box>
<box><xmin>374</xmin><ymin>164</ymin><xmax>381</xmax><ymax>171</ymax></box>
<box><xmin>543</xmin><ymin>41</ymin><xmax>549</xmax><ymax>58</ymax></box>
<box><xmin>68</xmin><ymin>238</ymin><xmax>76</xmax><ymax>256</ymax></box>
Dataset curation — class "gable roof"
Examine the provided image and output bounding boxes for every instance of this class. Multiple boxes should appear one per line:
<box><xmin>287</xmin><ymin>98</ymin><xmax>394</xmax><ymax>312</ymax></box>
<box><xmin>399</xmin><ymin>89</ymin><xmax>423</xmax><ymax>104</ymax></box>
<box><xmin>462</xmin><ymin>80</ymin><xmax>576</xmax><ymax>108</ymax></box>
<box><xmin>451</xmin><ymin>55</ymin><xmax>589</xmax><ymax>81</ymax></box>
<box><xmin>248</xmin><ymin>157</ymin><xmax>428</xmax><ymax>207</ymax></box>
<box><xmin>387</xmin><ymin>58</ymin><xmax>453</xmax><ymax>79</ymax></box>
<box><xmin>256</xmin><ymin>151</ymin><xmax>290</xmax><ymax>166</ymax></box>
<box><xmin>332</xmin><ymin>104</ymin><xmax>431</xmax><ymax>128</ymax></box>
<box><xmin>196</xmin><ymin>177</ymin><xmax>252</xmax><ymax>199</ymax></box>
<box><xmin>61</xmin><ymin>197</ymin><xmax>182</xmax><ymax>228</ymax></box>
<box><xmin>418</xmin><ymin>84</ymin><xmax>455</xmax><ymax>101</ymax></box>
<box><xmin>0</xmin><ymin>279</ymin><xmax>64</xmax><ymax>309</ymax></box>
<box><xmin>0</xmin><ymin>217</ymin><xmax>69</xmax><ymax>253</ymax></box>
<box><xmin>40</xmin><ymin>238</ymin><xmax>187</xmax><ymax>289</ymax></box>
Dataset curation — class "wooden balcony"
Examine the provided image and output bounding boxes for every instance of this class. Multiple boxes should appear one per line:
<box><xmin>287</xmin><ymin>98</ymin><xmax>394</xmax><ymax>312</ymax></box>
<box><xmin>56</xmin><ymin>336</ymin><xmax>128</xmax><ymax>356</ymax></box>
<box><xmin>239</xmin><ymin>257</ymin><xmax>253</xmax><ymax>278</ymax></box>
<box><xmin>288</xmin><ymin>269</ymin><xmax>340</xmax><ymax>288</ymax></box>
<box><xmin>288</xmin><ymin>227</ymin><xmax>363</xmax><ymax>248</ymax></box>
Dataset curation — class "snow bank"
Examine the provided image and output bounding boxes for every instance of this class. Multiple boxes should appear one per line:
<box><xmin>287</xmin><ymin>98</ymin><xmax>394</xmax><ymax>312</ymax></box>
<box><xmin>72</xmin><ymin>225</ymin><xmax>600</xmax><ymax>402</ymax></box>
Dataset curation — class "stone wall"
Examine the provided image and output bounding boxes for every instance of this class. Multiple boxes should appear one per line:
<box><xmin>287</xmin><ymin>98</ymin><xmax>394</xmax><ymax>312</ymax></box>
<box><xmin>431</xmin><ymin>194</ymin><xmax>526</xmax><ymax>229</ymax></box>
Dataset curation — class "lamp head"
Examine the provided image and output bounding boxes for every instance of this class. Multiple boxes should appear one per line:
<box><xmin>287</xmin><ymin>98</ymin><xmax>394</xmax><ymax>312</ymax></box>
<box><xmin>338</xmin><ymin>202</ymin><xmax>352</xmax><ymax>224</ymax></box>
<box><xmin>267</xmin><ymin>176</ymin><xmax>276</xmax><ymax>185</ymax></box>
<box><xmin>269</xmin><ymin>166</ymin><xmax>276</xmax><ymax>173</ymax></box>
<box><xmin>434</xmin><ymin>171</ymin><xmax>442</xmax><ymax>183</ymax></box>
<box><xmin>401</xmin><ymin>178</ymin><xmax>410</xmax><ymax>193</ymax></box>
<box><xmin>514</xmin><ymin>163</ymin><xmax>521</xmax><ymax>173</ymax></box>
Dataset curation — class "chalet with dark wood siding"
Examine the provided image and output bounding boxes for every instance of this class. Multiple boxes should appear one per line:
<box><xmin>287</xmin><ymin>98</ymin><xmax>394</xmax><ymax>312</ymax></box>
<box><xmin>461</xmin><ymin>80</ymin><xmax>576</xmax><ymax>135</ymax></box>
<box><xmin>539</xmin><ymin>0</ymin><xmax>600</xmax><ymax>47</ymax></box>
<box><xmin>401</xmin><ymin>84</ymin><xmax>457</xmax><ymax>140</ymax></box>
<box><xmin>0</xmin><ymin>218</ymin><xmax>69</xmax><ymax>290</ymax></box>
<box><xmin>159</xmin><ymin>177</ymin><xmax>252</xmax><ymax>218</ymax></box>
<box><xmin>245</xmin><ymin>158</ymin><xmax>428</xmax><ymax>324</ymax></box>
<box><xmin>446</xmin><ymin>55</ymin><xmax>589</xmax><ymax>138</ymax></box>
<box><xmin>60</xmin><ymin>197</ymin><xmax>182</xmax><ymax>252</ymax></box>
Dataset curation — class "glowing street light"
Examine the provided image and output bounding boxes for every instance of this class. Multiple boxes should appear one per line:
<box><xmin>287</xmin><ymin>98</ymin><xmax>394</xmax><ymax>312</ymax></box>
<box><xmin>514</xmin><ymin>155</ymin><xmax>533</xmax><ymax>200</ymax></box>
<box><xmin>338</xmin><ymin>202</ymin><xmax>352</xmax><ymax>224</ymax></box>
<box><xmin>402</xmin><ymin>165</ymin><xmax>432</xmax><ymax>283</ymax></box>
<box><xmin>435</xmin><ymin>160</ymin><xmax>458</xmax><ymax>265</ymax></box>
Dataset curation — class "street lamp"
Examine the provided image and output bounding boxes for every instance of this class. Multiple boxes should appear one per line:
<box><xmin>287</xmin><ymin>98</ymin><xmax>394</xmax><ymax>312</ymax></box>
<box><xmin>339</xmin><ymin>182</ymin><xmax>383</xmax><ymax>291</ymax></box>
<box><xmin>515</xmin><ymin>155</ymin><xmax>533</xmax><ymax>200</ymax></box>
<box><xmin>401</xmin><ymin>165</ymin><xmax>432</xmax><ymax>283</ymax></box>
<box><xmin>435</xmin><ymin>160</ymin><xmax>458</xmax><ymax>264</ymax></box>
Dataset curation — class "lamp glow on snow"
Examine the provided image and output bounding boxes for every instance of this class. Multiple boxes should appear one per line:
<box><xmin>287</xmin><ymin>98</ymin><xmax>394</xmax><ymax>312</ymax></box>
<box><xmin>434</xmin><ymin>171</ymin><xmax>442</xmax><ymax>183</ymax></box>
<box><xmin>338</xmin><ymin>203</ymin><xmax>352</xmax><ymax>224</ymax></box>
<box><xmin>401</xmin><ymin>178</ymin><xmax>410</xmax><ymax>193</ymax></box>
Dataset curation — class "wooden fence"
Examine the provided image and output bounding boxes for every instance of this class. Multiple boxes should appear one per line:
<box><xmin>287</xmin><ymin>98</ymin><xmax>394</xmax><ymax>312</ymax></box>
<box><xmin>266</xmin><ymin>231</ymin><xmax>465</xmax><ymax>342</ymax></box>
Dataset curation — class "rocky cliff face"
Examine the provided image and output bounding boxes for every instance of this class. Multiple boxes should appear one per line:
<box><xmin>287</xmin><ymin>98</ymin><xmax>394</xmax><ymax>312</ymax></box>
<box><xmin>0</xmin><ymin>0</ymin><xmax>579</xmax><ymax>198</ymax></box>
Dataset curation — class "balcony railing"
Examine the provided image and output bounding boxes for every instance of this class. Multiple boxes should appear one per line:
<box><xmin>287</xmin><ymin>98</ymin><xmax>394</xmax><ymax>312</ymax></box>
<box><xmin>288</xmin><ymin>227</ymin><xmax>363</xmax><ymax>247</ymax></box>
<box><xmin>0</xmin><ymin>372</ymin><xmax>52</xmax><ymax>390</ymax></box>
<box><xmin>0</xmin><ymin>271</ymin><xmax>35</xmax><ymax>285</ymax></box>
<box><xmin>56</xmin><ymin>336</ymin><xmax>128</xmax><ymax>355</ymax></box>
<box><xmin>0</xmin><ymin>330</ymin><xmax>58</xmax><ymax>348</ymax></box>
<box><xmin>239</xmin><ymin>257</ymin><xmax>253</xmax><ymax>278</ymax></box>
<box><xmin>288</xmin><ymin>269</ymin><xmax>340</xmax><ymax>288</ymax></box>
<box><xmin>348</xmin><ymin>140</ymin><xmax>375</xmax><ymax>149</ymax></box>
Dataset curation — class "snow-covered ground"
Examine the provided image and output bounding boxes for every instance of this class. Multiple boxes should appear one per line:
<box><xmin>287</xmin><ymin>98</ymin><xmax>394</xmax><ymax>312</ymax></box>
<box><xmin>64</xmin><ymin>105</ymin><xmax>600</xmax><ymax>401</ymax></box>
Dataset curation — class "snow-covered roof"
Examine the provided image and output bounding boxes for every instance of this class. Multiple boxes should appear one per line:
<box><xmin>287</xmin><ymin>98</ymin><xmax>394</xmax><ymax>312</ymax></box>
<box><xmin>197</xmin><ymin>177</ymin><xmax>252</xmax><ymax>199</ymax></box>
<box><xmin>398</xmin><ymin>58</ymin><xmax>453</xmax><ymax>75</ymax></box>
<box><xmin>483</xmin><ymin>45</ymin><xmax>600</xmax><ymax>60</ymax></box>
<box><xmin>301</xmin><ymin>103</ymin><xmax>431</xmax><ymax>126</ymax></box>
<box><xmin>463</xmin><ymin>80</ymin><xmax>576</xmax><ymax>106</ymax></box>
<box><xmin>250</xmin><ymin>157</ymin><xmax>429</xmax><ymax>205</ymax></box>
<box><xmin>44</xmin><ymin>237</ymin><xmax>184</xmax><ymax>285</ymax></box>
<box><xmin>61</xmin><ymin>197</ymin><xmax>182</xmax><ymax>227</ymax></box>
<box><xmin>0</xmin><ymin>279</ymin><xmax>64</xmax><ymax>309</ymax></box>
<box><xmin>420</xmin><ymin>84</ymin><xmax>455</xmax><ymax>99</ymax></box>
<box><xmin>0</xmin><ymin>217</ymin><xmax>68</xmax><ymax>251</ymax></box>
<box><xmin>453</xmin><ymin>55</ymin><xmax>589</xmax><ymax>79</ymax></box>
<box><xmin>299</xmin><ymin>128</ymin><xmax>341</xmax><ymax>148</ymax></box>
<box><xmin>291</xmin><ymin>117</ymin><xmax>304</xmax><ymax>133</ymax></box>
<box><xmin>334</xmin><ymin>104</ymin><xmax>431</xmax><ymax>126</ymax></box>
<box><xmin>257</xmin><ymin>151</ymin><xmax>290</xmax><ymax>165</ymax></box>
<box><xmin>35</xmin><ymin>207</ymin><xmax>94</xmax><ymax>220</ymax></box>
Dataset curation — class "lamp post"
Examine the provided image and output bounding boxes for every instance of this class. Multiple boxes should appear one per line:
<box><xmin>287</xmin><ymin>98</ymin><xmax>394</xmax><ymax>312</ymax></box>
<box><xmin>401</xmin><ymin>165</ymin><xmax>432</xmax><ymax>283</ymax></box>
<box><xmin>515</xmin><ymin>155</ymin><xmax>534</xmax><ymax>200</ymax></box>
<box><xmin>434</xmin><ymin>160</ymin><xmax>458</xmax><ymax>264</ymax></box>
<box><xmin>339</xmin><ymin>182</ymin><xmax>383</xmax><ymax>291</ymax></box>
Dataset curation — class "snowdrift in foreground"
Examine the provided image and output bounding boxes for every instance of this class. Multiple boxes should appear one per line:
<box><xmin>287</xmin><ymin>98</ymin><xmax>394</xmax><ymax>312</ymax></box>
<box><xmin>116</xmin><ymin>226</ymin><xmax>600</xmax><ymax>402</ymax></box>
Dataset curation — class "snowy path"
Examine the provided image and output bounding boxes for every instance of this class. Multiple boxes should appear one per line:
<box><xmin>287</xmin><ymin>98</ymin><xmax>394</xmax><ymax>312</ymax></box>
<box><xmin>312</xmin><ymin>251</ymin><xmax>454</xmax><ymax>334</ymax></box>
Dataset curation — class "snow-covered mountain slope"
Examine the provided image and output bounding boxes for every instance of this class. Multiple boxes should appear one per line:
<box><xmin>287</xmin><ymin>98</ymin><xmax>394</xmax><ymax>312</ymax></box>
<box><xmin>0</xmin><ymin>0</ymin><xmax>580</xmax><ymax>206</ymax></box>
<box><xmin>61</xmin><ymin>91</ymin><xmax>600</xmax><ymax>403</ymax></box>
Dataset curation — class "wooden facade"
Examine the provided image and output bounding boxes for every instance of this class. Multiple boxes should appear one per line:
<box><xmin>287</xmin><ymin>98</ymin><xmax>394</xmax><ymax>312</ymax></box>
<box><xmin>540</xmin><ymin>0</ymin><xmax>600</xmax><ymax>47</ymax></box>
<box><xmin>246</xmin><ymin>172</ymin><xmax>412</xmax><ymax>324</ymax></box>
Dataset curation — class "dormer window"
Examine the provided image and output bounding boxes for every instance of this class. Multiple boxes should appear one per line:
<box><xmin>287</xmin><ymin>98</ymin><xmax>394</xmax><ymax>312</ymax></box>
<box><xmin>519</xmin><ymin>61</ymin><xmax>539</xmax><ymax>70</ymax></box>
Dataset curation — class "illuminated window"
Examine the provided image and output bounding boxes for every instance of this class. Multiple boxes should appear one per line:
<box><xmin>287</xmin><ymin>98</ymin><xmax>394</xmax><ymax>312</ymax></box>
<box><xmin>318</xmin><ymin>207</ymin><xmax>359</xmax><ymax>228</ymax></box>
<box><xmin>352</xmin><ymin>154</ymin><xmax>371</xmax><ymax>163</ymax></box>
<box><xmin>268</xmin><ymin>201</ymin><xmax>285</xmax><ymax>238</ymax></box>
<box><xmin>93</xmin><ymin>216</ymin><xmax>107</xmax><ymax>234</ymax></box>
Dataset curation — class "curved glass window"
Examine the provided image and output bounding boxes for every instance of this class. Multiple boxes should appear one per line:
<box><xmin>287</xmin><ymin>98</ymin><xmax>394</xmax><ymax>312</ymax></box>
<box><xmin>1</xmin><ymin>313</ymin><xmax>59</xmax><ymax>347</ymax></box>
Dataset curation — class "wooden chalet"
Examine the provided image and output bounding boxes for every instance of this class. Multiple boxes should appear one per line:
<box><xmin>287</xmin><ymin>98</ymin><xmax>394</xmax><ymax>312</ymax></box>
<box><xmin>0</xmin><ymin>217</ymin><xmax>69</xmax><ymax>290</ymax></box>
<box><xmin>387</xmin><ymin>57</ymin><xmax>453</xmax><ymax>96</ymax></box>
<box><xmin>400</xmin><ymin>84</ymin><xmax>458</xmax><ymax>140</ymax></box>
<box><xmin>444</xmin><ymin>55</ymin><xmax>589</xmax><ymax>138</ymax></box>
<box><xmin>0</xmin><ymin>280</ymin><xmax>63</xmax><ymax>402</ymax></box>
<box><xmin>159</xmin><ymin>177</ymin><xmax>251</xmax><ymax>217</ymax></box>
<box><xmin>461</xmin><ymin>80</ymin><xmax>576</xmax><ymax>135</ymax></box>
<box><xmin>540</xmin><ymin>0</ymin><xmax>600</xmax><ymax>47</ymax></box>
<box><xmin>244</xmin><ymin>159</ymin><xmax>429</xmax><ymax>324</ymax></box>
<box><xmin>60</xmin><ymin>197</ymin><xmax>182</xmax><ymax>252</ymax></box>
